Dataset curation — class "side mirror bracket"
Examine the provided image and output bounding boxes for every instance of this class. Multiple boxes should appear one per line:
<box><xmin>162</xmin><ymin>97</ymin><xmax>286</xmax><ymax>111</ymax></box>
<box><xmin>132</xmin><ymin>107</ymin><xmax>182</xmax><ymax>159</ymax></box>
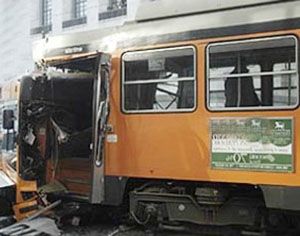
<box><xmin>2</xmin><ymin>109</ymin><xmax>15</xmax><ymax>151</ymax></box>
<box><xmin>3</xmin><ymin>109</ymin><xmax>15</xmax><ymax>130</ymax></box>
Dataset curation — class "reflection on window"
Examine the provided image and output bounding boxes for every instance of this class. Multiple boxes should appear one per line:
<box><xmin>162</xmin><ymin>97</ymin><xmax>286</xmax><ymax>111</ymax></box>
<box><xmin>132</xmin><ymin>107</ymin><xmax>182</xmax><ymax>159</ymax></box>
<box><xmin>273</xmin><ymin>63</ymin><xmax>297</xmax><ymax>106</ymax></box>
<box><xmin>41</xmin><ymin>0</ymin><xmax>52</xmax><ymax>26</ymax></box>
<box><xmin>122</xmin><ymin>47</ymin><xmax>195</xmax><ymax>113</ymax></box>
<box><xmin>108</xmin><ymin>0</ymin><xmax>127</xmax><ymax>10</ymax></box>
<box><xmin>74</xmin><ymin>0</ymin><xmax>87</xmax><ymax>18</ymax></box>
<box><xmin>207</xmin><ymin>36</ymin><xmax>298</xmax><ymax>110</ymax></box>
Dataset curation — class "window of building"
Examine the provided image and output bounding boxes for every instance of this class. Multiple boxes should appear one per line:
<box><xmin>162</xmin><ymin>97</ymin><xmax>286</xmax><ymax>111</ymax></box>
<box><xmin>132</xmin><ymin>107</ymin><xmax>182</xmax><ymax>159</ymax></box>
<box><xmin>108</xmin><ymin>0</ymin><xmax>127</xmax><ymax>10</ymax></box>
<box><xmin>41</xmin><ymin>0</ymin><xmax>52</xmax><ymax>26</ymax></box>
<box><xmin>74</xmin><ymin>0</ymin><xmax>87</xmax><ymax>18</ymax></box>
<box><xmin>122</xmin><ymin>47</ymin><xmax>196</xmax><ymax>113</ymax></box>
<box><xmin>207</xmin><ymin>36</ymin><xmax>298</xmax><ymax>110</ymax></box>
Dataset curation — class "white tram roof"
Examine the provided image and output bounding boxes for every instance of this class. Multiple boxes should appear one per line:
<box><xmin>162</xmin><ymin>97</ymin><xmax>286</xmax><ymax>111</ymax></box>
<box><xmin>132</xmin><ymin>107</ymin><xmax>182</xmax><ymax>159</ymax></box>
<box><xmin>33</xmin><ymin>0</ymin><xmax>300</xmax><ymax>61</ymax></box>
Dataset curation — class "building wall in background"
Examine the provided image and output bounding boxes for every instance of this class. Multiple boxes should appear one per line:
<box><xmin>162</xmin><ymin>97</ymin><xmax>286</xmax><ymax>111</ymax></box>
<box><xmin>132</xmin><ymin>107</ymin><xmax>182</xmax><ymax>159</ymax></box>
<box><xmin>0</xmin><ymin>0</ymin><xmax>138</xmax><ymax>98</ymax></box>
<box><xmin>135</xmin><ymin>0</ymin><xmax>283</xmax><ymax>21</ymax></box>
<box><xmin>0</xmin><ymin>0</ymin><xmax>33</xmax><ymax>87</ymax></box>
<box><xmin>30</xmin><ymin>0</ymin><xmax>135</xmax><ymax>38</ymax></box>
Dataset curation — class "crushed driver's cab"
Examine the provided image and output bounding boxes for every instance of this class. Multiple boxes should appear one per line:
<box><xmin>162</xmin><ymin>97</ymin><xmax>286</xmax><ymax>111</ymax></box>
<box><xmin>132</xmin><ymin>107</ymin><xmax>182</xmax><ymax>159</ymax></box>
<box><xmin>11</xmin><ymin>52</ymin><xmax>111</xmax><ymax>220</ymax></box>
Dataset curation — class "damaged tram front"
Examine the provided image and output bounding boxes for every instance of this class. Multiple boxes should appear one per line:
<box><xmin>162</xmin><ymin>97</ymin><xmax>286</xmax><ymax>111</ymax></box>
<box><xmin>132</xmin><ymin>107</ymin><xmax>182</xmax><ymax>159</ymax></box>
<box><xmin>7</xmin><ymin>53</ymin><xmax>111</xmax><ymax>219</ymax></box>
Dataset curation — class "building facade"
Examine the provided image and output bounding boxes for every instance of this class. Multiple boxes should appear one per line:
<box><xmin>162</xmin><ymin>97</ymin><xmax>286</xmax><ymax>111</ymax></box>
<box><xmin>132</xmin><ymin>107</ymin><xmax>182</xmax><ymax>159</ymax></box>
<box><xmin>0</xmin><ymin>0</ymin><xmax>33</xmax><ymax>87</ymax></box>
<box><xmin>30</xmin><ymin>0</ymin><xmax>136</xmax><ymax>39</ymax></box>
<box><xmin>0</xmin><ymin>0</ymin><xmax>137</xmax><ymax>88</ymax></box>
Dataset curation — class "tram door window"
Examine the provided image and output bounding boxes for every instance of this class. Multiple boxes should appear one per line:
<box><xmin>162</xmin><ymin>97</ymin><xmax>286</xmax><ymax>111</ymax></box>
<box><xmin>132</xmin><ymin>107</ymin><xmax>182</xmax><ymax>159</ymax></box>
<box><xmin>207</xmin><ymin>36</ymin><xmax>298</xmax><ymax>110</ymax></box>
<box><xmin>122</xmin><ymin>46</ymin><xmax>196</xmax><ymax>113</ymax></box>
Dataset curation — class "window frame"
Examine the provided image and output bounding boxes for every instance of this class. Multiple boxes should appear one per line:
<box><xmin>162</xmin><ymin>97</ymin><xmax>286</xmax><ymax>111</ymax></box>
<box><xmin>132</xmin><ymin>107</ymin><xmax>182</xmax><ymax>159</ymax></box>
<box><xmin>41</xmin><ymin>0</ymin><xmax>52</xmax><ymax>26</ymax></box>
<box><xmin>108</xmin><ymin>0</ymin><xmax>127</xmax><ymax>11</ymax></box>
<box><xmin>206</xmin><ymin>35</ymin><xmax>299</xmax><ymax>111</ymax></box>
<box><xmin>121</xmin><ymin>46</ymin><xmax>197</xmax><ymax>114</ymax></box>
<box><xmin>74</xmin><ymin>0</ymin><xmax>87</xmax><ymax>19</ymax></box>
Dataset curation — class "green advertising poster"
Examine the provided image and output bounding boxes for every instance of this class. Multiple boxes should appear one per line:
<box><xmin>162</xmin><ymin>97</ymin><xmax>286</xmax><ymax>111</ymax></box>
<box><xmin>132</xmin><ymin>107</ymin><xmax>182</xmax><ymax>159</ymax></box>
<box><xmin>211</xmin><ymin>118</ymin><xmax>293</xmax><ymax>172</ymax></box>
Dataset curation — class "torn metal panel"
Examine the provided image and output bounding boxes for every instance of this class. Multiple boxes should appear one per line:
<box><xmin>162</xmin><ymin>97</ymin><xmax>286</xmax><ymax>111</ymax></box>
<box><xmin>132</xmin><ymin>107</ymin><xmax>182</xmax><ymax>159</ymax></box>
<box><xmin>0</xmin><ymin>217</ymin><xmax>61</xmax><ymax>236</ymax></box>
<box><xmin>0</xmin><ymin>171</ymin><xmax>14</xmax><ymax>189</ymax></box>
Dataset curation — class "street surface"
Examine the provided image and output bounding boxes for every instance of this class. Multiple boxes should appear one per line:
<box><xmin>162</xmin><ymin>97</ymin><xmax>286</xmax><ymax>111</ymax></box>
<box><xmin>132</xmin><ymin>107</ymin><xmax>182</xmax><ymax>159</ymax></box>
<box><xmin>0</xmin><ymin>216</ymin><xmax>209</xmax><ymax>236</ymax></box>
<box><xmin>62</xmin><ymin>225</ymin><xmax>204</xmax><ymax>236</ymax></box>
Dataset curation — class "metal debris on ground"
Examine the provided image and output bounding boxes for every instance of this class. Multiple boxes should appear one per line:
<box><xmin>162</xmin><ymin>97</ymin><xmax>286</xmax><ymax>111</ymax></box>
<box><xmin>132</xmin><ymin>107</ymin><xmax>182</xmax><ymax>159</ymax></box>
<box><xmin>0</xmin><ymin>200</ymin><xmax>61</xmax><ymax>235</ymax></box>
<box><xmin>0</xmin><ymin>217</ymin><xmax>61</xmax><ymax>235</ymax></box>
<box><xmin>0</xmin><ymin>216</ymin><xmax>15</xmax><ymax>229</ymax></box>
<box><xmin>0</xmin><ymin>171</ymin><xmax>14</xmax><ymax>189</ymax></box>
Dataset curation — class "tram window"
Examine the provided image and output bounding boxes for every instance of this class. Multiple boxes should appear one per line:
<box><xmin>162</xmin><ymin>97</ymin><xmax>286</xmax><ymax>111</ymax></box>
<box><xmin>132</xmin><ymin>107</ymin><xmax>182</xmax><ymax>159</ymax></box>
<box><xmin>122</xmin><ymin>47</ymin><xmax>196</xmax><ymax>113</ymax></box>
<box><xmin>207</xmin><ymin>36</ymin><xmax>298</xmax><ymax>110</ymax></box>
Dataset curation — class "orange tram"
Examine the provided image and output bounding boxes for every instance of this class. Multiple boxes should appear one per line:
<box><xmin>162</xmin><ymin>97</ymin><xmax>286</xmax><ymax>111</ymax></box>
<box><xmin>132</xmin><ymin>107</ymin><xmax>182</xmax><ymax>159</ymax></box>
<box><xmin>5</xmin><ymin>1</ymin><xmax>300</xmax><ymax>233</ymax></box>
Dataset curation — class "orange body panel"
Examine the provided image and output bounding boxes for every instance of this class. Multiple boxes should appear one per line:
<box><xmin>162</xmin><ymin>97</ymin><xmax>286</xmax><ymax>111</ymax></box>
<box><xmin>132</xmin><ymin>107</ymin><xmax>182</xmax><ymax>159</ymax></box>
<box><xmin>2</xmin><ymin>150</ymin><xmax>38</xmax><ymax>221</ymax></box>
<box><xmin>105</xmin><ymin>29</ymin><xmax>300</xmax><ymax>187</ymax></box>
<box><xmin>46</xmin><ymin>158</ymin><xmax>92</xmax><ymax>197</ymax></box>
